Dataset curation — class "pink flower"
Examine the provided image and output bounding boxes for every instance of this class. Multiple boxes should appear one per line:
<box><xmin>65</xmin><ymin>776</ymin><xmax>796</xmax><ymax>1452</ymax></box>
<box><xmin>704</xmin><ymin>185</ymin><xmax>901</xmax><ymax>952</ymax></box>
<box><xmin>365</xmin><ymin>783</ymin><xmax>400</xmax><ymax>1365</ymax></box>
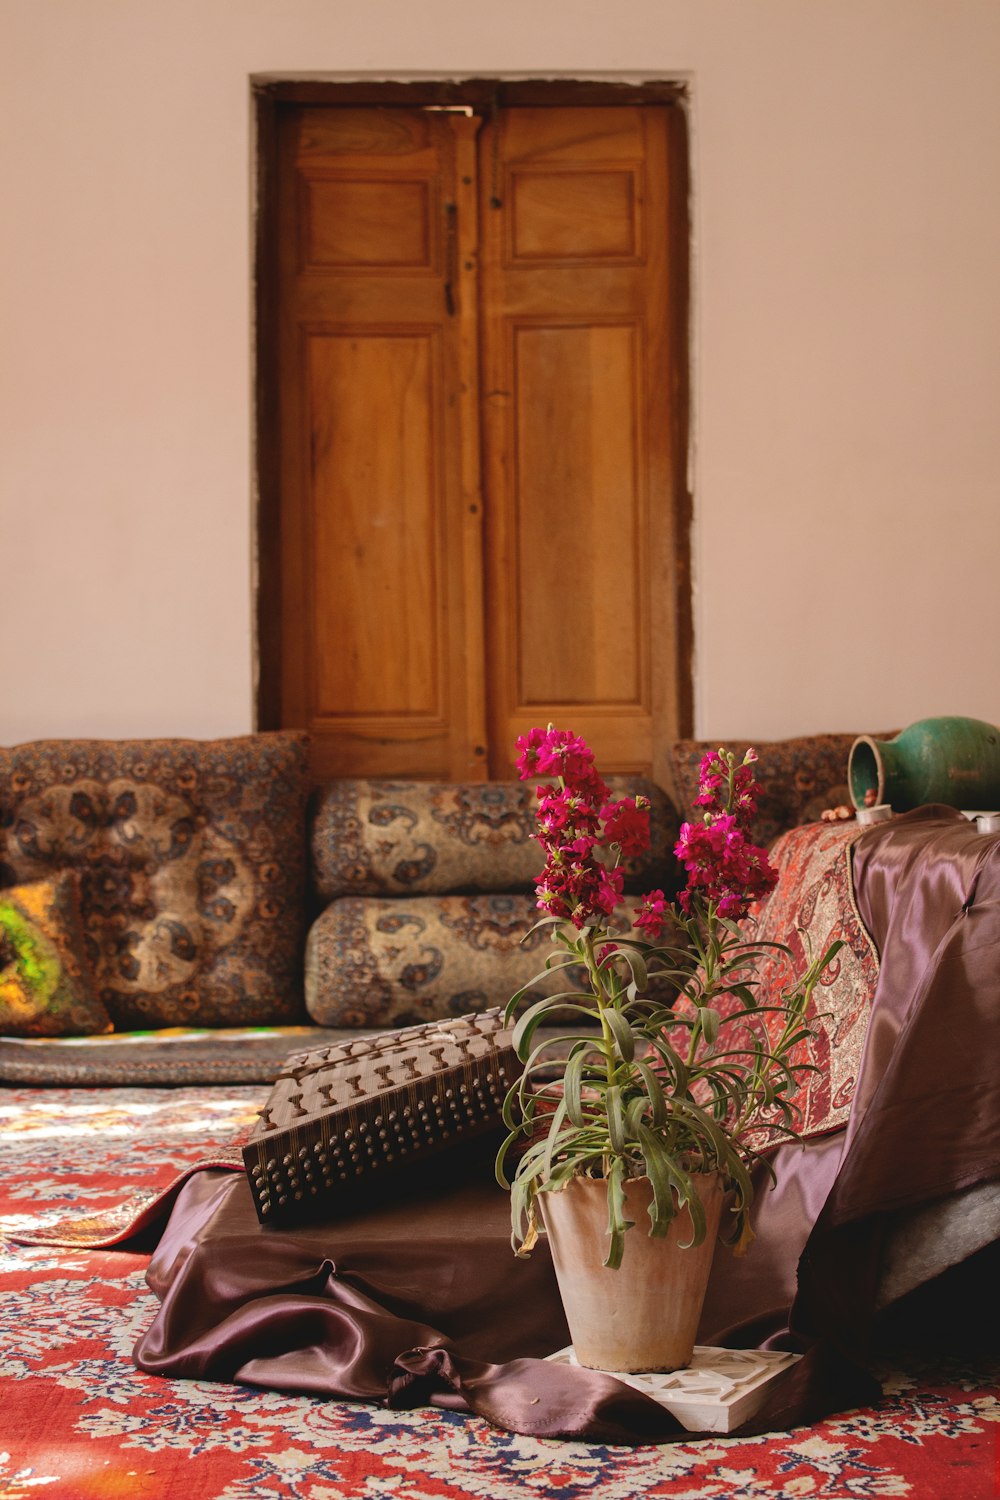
<box><xmin>693</xmin><ymin>748</ymin><xmax>763</xmax><ymax>823</ymax></box>
<box><xmin>522</xmin><ymin>725</ymin><xmax>778</xmax><ymax>937</ymax></box>
<box><xmin>516</xmin><ymin>726</ymin><xmax>609</xmax><ymax>803</ymax></box>
<box><xmin>600</xmin><ymin>796</ymin><xmax>651</xmax><ymax>858</ymax></box>
<box><xmin>515</xmin><ymin>727</ymin><xmax>549</xmax><ymax>780</ymax></box>
<box><xmin>674</xmin><ymin>818</ymin><xmax>776</xmax><ymax>921</ymax></box>
<box><xmin>635</xmin><ymin>889</ymin><xmax>668</xmax><ymax>940</ymax></box>
<box><xmin>595</xmin><ymin>866</ymin><xmax>625</xmax><ymax>916</ymax></box>
<box><xmin>534</xmin><ymin>880</ymin><xmax>570</xmax><ymax>919</ymax></box>
<box><xmin>732</xmin><ymin>762</ymin><xmax>763</xmax><ymax>816</ymax></box>
<box><xmin>563</xmin><ymin>835</ymin><xmax>598</xmax><ymax>860</ymax></box>
<box><xmin>536</xmin><ymin>788</ymin><xmax>602</xmax><ymax>841</ymax></box>
<box><xmin>693</xmin><ymin>752</ymin><xmax>725</xmax><ymax>811</ymax></box>
<box><xmin>535</xmin><ymin>789</ymin><xmax>574</xmax><ymax>835</ymax></box>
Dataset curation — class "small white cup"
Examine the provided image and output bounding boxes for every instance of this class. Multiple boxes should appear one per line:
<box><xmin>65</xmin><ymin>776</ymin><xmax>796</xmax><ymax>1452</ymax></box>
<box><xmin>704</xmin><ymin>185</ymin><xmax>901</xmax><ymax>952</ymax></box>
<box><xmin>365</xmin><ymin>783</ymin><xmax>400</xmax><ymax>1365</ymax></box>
<box><xmin>856</xmin><ymin>804</ymin><xmax>893</xmax><ymax>825</ymax></box>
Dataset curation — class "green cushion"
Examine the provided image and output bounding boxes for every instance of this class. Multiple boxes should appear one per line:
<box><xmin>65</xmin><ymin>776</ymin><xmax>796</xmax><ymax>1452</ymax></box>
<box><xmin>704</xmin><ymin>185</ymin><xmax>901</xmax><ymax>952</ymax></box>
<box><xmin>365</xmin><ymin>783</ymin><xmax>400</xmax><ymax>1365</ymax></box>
<box><xmin>0</xmin><ymin>873</ymin><xmax>112</xmax><ymax>1037</ymax></box>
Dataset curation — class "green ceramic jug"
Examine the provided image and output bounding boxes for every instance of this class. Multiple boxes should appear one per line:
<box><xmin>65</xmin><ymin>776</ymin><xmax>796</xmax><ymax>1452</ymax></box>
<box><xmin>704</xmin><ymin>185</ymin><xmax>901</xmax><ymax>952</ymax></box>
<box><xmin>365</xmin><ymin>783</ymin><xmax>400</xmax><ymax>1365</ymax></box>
<box><xmin>848</xmin><ymin>716</ymin><xmax>1000</xmax><ymax>812</ymax></box>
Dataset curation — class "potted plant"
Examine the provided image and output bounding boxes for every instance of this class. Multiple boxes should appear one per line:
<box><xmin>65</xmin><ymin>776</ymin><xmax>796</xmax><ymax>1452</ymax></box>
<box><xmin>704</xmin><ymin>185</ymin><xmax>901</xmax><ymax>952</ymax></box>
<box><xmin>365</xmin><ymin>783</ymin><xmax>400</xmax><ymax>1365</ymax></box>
<box><xmin>495</xmin><ymin>727</ymin><xmax>840</xmax><ymax>1374</ymax></box>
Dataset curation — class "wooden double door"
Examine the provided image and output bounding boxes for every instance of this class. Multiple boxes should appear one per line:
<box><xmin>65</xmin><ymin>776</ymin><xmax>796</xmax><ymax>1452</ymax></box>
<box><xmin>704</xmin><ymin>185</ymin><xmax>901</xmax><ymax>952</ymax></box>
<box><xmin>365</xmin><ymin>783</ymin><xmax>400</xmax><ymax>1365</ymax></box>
<box><xmin>260</xmin><ymin>92</ymin><xmax>690</xmax><ymax>783</ymax></box>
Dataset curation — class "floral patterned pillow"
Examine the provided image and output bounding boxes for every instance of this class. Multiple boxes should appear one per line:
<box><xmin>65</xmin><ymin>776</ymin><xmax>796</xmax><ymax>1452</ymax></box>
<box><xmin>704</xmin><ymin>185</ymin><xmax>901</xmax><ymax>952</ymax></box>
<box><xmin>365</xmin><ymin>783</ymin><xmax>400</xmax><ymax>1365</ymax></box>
<box><xmin>0</xmin><ymin>874</ymin><xmax>112</xmax><ymax>1037</ymax></box>
<box><xmin>304</xmin><ymin>893</ymin><xmax>571</xmax><ymax>1029</ymax></box>
<box><xmin>304</xmin><ymin>892</ymin><xmax>673</xmax><ymax>1030</ymax></box>
<box><xmin>0</xmin><ymin>733</ymin><xmax>309</xmax><ymax>1030</ymax></box>
<box><xmin>310</xmin><ymin>777</ymin><xmax>679</xmax><ymax>901</ymax></box>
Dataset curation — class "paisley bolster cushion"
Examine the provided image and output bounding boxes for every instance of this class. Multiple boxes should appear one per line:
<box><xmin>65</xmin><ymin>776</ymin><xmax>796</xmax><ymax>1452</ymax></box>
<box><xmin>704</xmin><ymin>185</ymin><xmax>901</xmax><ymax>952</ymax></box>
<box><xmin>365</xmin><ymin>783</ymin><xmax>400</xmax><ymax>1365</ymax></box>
<box><xmin>0</xmin><ymin>873</ymin><xmax>112</xmax><ymax>1037</ymax></box>
<box><xmin>668</xmin><ymin>734</ymin><xmax>895</xmax><ymax>848</ymax></box>
<box><xmin>303</xmin><ymin>893</ymin><xmax>674</xmax><ymax>1029</ymax></box>
<box><xmin>304</xmin><ymin>893</ymin><xmax>588</xmax><ymax>1029</ymax></box>
<box><xmin>0</xmin><ymin>733</ymin><xmax>309</xmax><ymax>1031</ymax></box>
<box><xmin>310</xmin><ymin>777</ymin><xmax>681</xmax><ymax>902</ymax></box>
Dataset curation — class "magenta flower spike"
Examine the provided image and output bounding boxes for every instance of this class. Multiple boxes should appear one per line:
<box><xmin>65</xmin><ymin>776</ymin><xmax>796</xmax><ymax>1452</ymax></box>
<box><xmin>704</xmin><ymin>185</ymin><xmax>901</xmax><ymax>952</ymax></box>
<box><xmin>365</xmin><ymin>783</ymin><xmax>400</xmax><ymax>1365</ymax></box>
<box><xmin>498</xmin><ymin>727</ymin><xmax>842</xmax><ymax>1270</ymax></box>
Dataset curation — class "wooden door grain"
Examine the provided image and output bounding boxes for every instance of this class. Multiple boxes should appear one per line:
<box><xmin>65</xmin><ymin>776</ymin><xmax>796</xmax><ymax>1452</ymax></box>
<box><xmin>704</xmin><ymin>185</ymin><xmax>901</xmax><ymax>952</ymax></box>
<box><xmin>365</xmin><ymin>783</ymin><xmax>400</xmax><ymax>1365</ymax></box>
<box><xmin>275</xmin><ymin>107</ymin><xmax>487</xmax><ymax>780</ymax></box>
<box><xmin>478</xmin><ymin>106</ymin><xmax>684</xmax><ymax>785</ymax></box>
<box><xmin>261</xmin><ymin>94</ymin><xmax>689</xmax><ymax>784</ymax></box>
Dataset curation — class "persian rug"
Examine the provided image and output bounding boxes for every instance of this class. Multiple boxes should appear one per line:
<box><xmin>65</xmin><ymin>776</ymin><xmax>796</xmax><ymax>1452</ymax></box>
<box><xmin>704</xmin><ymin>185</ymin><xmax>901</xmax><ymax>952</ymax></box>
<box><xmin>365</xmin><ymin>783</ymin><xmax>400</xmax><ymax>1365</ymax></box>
<box><xmin>0</xmin><ymin>1085</ymin><xmax>997</xmax><ymax>1500</ymax></box>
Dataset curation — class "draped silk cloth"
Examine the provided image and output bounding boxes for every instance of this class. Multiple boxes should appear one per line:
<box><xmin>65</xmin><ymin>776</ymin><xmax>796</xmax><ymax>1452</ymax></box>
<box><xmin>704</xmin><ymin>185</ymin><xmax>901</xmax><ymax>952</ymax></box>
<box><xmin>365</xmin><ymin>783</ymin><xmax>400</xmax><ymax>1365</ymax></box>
<box><xmin>132</xmin><ymin>809</ymin><xmax>999</xmax><ymax>1442</ymax></box>
<box><xmin>793</xmin><ymin>806</ymin><xmax>1000</xmax><ymax>1351</ymax></box>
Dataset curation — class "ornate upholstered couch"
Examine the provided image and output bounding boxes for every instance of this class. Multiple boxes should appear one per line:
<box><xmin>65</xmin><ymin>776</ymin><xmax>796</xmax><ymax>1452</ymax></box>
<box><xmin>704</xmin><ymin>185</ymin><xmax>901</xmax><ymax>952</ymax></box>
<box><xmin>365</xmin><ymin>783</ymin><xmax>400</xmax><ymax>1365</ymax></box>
<box><xmin>0</xmin><ymin>728</ymin><xmax>876</xmax><ymax>1086</ymax></box>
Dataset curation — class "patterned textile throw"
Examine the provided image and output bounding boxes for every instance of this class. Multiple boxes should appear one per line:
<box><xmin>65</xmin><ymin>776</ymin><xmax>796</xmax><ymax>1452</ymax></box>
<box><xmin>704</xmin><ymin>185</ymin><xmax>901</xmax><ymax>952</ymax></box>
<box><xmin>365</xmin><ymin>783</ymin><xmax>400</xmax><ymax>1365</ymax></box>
<box><xmin>0</xmin><ymin>734</ymin><xmax>309</xmax><ymax>1030</ymax></box>
<box><xmin>310</xmin><ymin>776</ymin><xmax>680</xmax><ymax>901</ymax></box>
<box><xmin>669</xmin><ymin>734</ymin><xmax>894</xmax><ymax>848</ymax></box>
<box><xmin>1</xmin><ymin>1085</ymin><xmax>997</xmax><ymax>1499</ymax></box>
<box><xmin>0</xmin><ymin>873</ymin><xmax>112</xmax><ymax>1037</ymax></box>
<box><xmin>305</xmin><ymin>892</ymin><xmax>662</xmax><ymax>1029</ymax></box>
<box><xmin>725</xmin><ymin>822</ymin><xmax>880</xmax><ymax>1141</ymax></box>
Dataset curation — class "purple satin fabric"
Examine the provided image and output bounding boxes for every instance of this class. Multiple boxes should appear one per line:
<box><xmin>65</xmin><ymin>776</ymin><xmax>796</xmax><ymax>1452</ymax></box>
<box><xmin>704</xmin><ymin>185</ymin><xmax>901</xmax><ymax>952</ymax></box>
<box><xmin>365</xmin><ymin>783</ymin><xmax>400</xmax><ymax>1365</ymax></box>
<box><xmin>135</xmin><ymin>1151</ymin><xmax>692</xmax><ymax>1441</ymax></box>
<box><xmin>840</xmin><ymin>806</ymin><xmax>1000</xmax><ymax>1206</ymax></box>
<box><xmin>792</xmin><ymin>807</ymin><xmax>1000</xmax><ymax>1351</ymax></box>
<box><xmin>134</xmin><ymin>1141</ymin><xmax>871</xmax><ymax>1441</ymax></box>
<box><xmin>133</xmin><ymin>810</ymin><xmax>998</xmax><ymax>1440</ymax></box>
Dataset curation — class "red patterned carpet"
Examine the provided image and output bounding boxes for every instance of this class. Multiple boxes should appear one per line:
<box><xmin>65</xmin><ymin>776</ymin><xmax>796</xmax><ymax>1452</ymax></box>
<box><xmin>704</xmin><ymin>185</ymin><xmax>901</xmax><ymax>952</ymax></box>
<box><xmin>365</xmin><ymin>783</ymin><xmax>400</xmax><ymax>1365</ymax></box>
<box><xmin>0</xmin><ymin>1085</ymin><xmax>997</xmax><ymax>1500</ymax></box>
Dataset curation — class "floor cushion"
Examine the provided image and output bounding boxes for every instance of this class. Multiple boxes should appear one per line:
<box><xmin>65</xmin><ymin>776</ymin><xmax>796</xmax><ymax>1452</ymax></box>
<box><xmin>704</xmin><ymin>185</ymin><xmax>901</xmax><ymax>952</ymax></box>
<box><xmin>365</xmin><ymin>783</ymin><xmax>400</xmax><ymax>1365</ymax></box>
<box><xmin>0</xmin><ymin>733</ymin><xmax>309</xmax><ymax>1029</ymax></box>
<box><xmin>310</xmin><ymin>776</ymin><xmax>679</xmax><ymax>900</ymax></box>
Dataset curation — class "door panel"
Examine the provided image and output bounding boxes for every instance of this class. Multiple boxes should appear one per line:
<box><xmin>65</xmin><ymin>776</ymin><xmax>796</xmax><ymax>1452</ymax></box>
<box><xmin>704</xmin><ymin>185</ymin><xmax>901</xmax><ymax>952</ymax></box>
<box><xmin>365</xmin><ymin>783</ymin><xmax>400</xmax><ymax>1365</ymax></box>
<box><xmin>508</xmin><ymin>170</ymin><xmax>641</xmax><ymax>263</ymax></box>
<box><xmin>479</xmin><ymin>107</ymin><xmax>680</xmax><ymax>783</ymax></box>
<box><xmin>308</xmin><ymin>328</ymin><xmax>440</xmax><ymax>717</ymax></box>
<box><xmin>301</xmin><ymin>176</ymin><xmax>435</xmax><ymax>269</ymax></box>
<box><xmin>276</xmin><ymin>107</ymin><xmax>486</xmax><ymax>781</ymax></box>
<box><xmin>513</xmin><ymin>321</ymin><xmax>643</xmax><ymax>706</ymax></box>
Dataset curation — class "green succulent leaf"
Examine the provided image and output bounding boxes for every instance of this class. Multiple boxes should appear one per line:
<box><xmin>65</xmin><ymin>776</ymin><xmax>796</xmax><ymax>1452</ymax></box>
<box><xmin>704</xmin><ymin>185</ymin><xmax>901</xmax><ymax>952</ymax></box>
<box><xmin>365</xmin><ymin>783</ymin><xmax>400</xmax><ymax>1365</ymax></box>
<box><xmin>633</xmin><ymin>1059</ymin><xmax>667</xmax><ymax>1128</ymax></box>
<box><xmin>670</xmin><ymin>1171</ymin><xmax>708</xmax><ymax>1251</ymax></box>
<box><xmin>633</xmin><ymin>1124</ymin><xmax>680</xmax><ymax>1239</ymax></box>
<box><xmin>618</xmin><ymin>948</ymin><xmax>649</xmax><ymax>991</ymax></box>
<box><xmin>563</xmin><ymin>1048</ymin><xmax>588</xmax><ymax>1128</ymax></box>
<box><xmin>602</xmin><ymin>1007</ymin><xmax>637</xmax><ymax>1063</ymax></box>
<box><xmin>605</xmin><ymin>1085</ymin><xmax>626</xmax><ymax>1155</ymax></box>
<box><xmin>605</xmin><ymin>1155</ymin><xmax>634</xmax><ymax>1269</ymax></box>
<box><xmin>494</xmin><ymin>1128</ymin><xmax>519</xmax><ymax>1189</ymax></box>
<box><xmin>697</xmin><ymin>1006</ymin><xmax>721</xmax><ymax>1046</ymax></box>
<box><xmin>511</xmin><ymin>996</ymin><xmax>597</xmax><ymax>1059</ymax></box>
<box><xmin>542</xmin><ymin>1096</ymin><xmax>570</xmax><ymax>1178</ymax></box>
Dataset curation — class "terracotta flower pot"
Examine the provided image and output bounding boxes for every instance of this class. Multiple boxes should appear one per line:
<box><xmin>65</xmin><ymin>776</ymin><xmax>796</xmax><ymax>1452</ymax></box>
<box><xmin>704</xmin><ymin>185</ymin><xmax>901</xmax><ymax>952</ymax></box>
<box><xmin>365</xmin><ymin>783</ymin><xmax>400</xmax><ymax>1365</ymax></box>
<box><xmin>539</xmin><ymin>1171</ymin><xmax>725</xmax><ymax>1373</ymax></box>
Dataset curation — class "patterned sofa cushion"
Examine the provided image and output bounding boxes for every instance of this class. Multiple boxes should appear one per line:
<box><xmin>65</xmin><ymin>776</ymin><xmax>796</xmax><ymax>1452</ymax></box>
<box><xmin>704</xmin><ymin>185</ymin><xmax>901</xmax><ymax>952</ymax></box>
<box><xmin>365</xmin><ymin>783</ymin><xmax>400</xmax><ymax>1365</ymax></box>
<box><xmin>668</xmin><ymin>734</ymin><xmax>895</xmax><ymax>848</ymax></box>
<box><xmin>304</xmin><ymin>892</ymin><xmax>678</xmax><ymax>1030</ymax></box>
<box><xmin>0</xmin><ymin>734</ymin><xmax>309</xmax><ymax>1030</ymax></box>
<box><xmin>304</xmin><ymin>893</ymin><xmax>578</xmax><ymax>1029</ymax></box>
<box><xmin>310</xmin><ymin>776</ymin><xmax>680</xmax><ymax>902</ymax></box>
<box><xmin>0</xmin><ymin>873</ymin><xmax>113</xmax><ymax>1037</ymax></box>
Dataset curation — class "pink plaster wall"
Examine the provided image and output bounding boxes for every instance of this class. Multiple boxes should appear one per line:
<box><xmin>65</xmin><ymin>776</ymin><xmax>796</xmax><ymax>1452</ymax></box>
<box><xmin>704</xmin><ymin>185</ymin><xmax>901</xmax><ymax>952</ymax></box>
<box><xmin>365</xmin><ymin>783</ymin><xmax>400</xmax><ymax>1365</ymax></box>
<box><xmin>1</xmin><ymin>1</ymin><xmax>998</xmax><ymax>744</ymax></box>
